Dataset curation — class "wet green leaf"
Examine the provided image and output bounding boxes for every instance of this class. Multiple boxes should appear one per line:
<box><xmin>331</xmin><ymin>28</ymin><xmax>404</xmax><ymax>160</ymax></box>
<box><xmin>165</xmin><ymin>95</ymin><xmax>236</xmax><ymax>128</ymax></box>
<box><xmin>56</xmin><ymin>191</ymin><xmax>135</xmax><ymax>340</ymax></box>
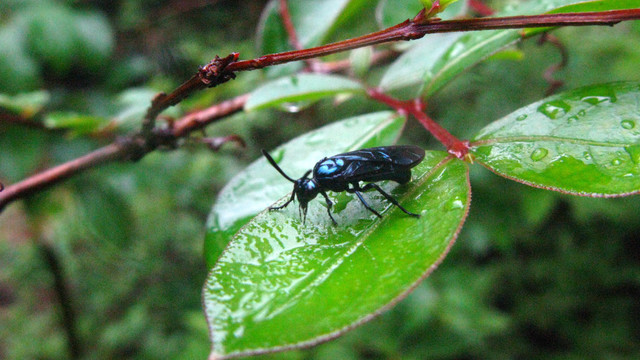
<box><xmin>203</xmin><ymin>152</ymin><xmax>469</xmax><ymax>358</ymax></box>
<box><xmin>244</xmin><ymin>74</ymin><xmax>364</xmax><ymax>111</ymax></box>
<box><xmin>205</xmin><ymin>111</ymin><xmax>407</xmax><ymax>267</ymax></box>
<box><xmin>471</xmin><ymin>82</ymin><xmax>640</xmax><ymax>196</ymax></box>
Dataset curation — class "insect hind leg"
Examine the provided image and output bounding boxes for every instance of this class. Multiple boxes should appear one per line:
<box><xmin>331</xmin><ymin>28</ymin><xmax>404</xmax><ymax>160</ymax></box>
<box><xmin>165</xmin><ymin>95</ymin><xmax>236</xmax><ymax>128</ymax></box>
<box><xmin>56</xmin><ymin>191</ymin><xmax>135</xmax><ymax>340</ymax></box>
<box><xmin>360</xmin><ymin>183</ymin><xmax>420</xmax><ymax>218</ymax></box>
<box><xmin>353</xmin><ymin>191</ymin><xmax>382</xmax><ymax>218</ymax></box>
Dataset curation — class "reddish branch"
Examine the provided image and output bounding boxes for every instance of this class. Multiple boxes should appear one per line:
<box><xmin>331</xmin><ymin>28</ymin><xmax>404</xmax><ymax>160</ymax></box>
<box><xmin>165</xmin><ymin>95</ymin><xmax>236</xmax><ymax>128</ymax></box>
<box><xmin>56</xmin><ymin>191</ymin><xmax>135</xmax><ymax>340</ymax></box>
<box><xmin>278</xmin><ymin>0</ymin><xmax>324</xmax><ymax>72</ymax></box>
<box><xmin>279</xmin><ymin>0</ymin><xmax>303</xmax><ymax>51</ymax></box>
<box><xmin>366</xmin><ymin>88</ymin><xmax>470</xmax><ymax>159</ymax></box>
<box><xmin>225</xmin><ymin>10</ymin><xmax>639</xmax><ymax>72</ymax></box>
<box><xmin>2</xmin><ymin>9</ymin><xmax>640</xmax><ymax>212</ymax></box>
<box><xmin>0</xmin><ymin>95</ymin><xmax>247</xmax><ymax>211</ymax></box>
<box><xmin>143</xmin><ymin>9</ymin><xmax>640</xmax><ymax>127</ymax></box>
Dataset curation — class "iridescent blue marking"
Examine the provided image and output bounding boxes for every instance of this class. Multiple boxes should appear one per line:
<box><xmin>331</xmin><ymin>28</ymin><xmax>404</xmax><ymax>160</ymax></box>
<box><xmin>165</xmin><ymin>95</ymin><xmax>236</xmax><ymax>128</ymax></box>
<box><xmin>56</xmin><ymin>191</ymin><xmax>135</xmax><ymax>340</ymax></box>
<box><xmin>316</xmin><ymin>158</ymin><xmax>344</xmax><ymax>176</ymax></box>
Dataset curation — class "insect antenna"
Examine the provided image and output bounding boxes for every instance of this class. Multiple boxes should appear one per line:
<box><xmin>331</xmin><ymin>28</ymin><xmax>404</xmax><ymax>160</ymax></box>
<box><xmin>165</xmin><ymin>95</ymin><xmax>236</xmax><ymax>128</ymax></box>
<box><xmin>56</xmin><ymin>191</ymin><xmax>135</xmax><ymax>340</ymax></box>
<box><xmin>262</xmin><ymin>149</ymin><xmax>296</xmax><ymax>182</ymax></box>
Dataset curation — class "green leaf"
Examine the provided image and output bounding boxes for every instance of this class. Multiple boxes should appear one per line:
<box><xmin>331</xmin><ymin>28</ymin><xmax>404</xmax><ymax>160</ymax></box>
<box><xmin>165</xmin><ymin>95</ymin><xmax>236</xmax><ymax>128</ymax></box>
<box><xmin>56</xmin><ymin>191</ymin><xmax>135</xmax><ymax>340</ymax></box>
<box><xmin>73</xmin><ymin>182</ymin><xmax>134</xmax><ymax>247</ymax></box>
<box><xmin>380</xmin><ymin>0</ymin><xmax>616</xmax><ymax>97</ymax></box>
<box><xmin>471</xmin><ymin>82</ymin><xmax>640</xmax><ymax>196</ymax></box>
<box><xmin>257</xmin><ymin>0</ymin><xmax>358</xmax><ymax>52</ymax></box>
<box><xmin>203</xmin><ymin>153</ymin><xmax>470</xmax><ymax>358</ymax></box>
<box><xmin>376</xmin><ymin>0</ymin><xmax>468</xmax><ymax>29</ymax></box>
<box><xmin>0</xmin><ymin>20</ymin><xmax>41</xmax><ymax>93</ymax></box>
<box><xmin>379</xmin><ymin>32</ymin><xmax>463</xmax><ymax>93</ymax></box>
<box><xmin>423</xmin><ymin>0</ymin><xmax>610</xmax><ymax>97</ymax></box>
<box><xmin>73</xmin><ymin>11</ymin><xmax>114</xmax><ymax>72</ymax></box>
<box><xmin>349</xmin><ymin>46</ymin><xmax>373</xmax><ymax>78</ymax></box>
<box><xmin>113</xmin><ymin>88</ymin><xmax>181</xmax><ymax>132</ymax></box>
<box><xmin>0</xmin><ymin>91</ymin><xmax>49</xmax><ymax>117</ymax></box>
<box><xmin>44</xmin><ymin>112</ymin><xmax>109</xmax><ymax>135</ymax></box>
<box><xmin>522</xmin><ymin>0</ymin><xmax>640</xmax><ymax>36</ymax></box>
<box><xmin>255</xmin><ymin>0</ymin><xmax>373</xmax><ymax>78</ymax></box>
<box><xmin>419</xmin><ymin>0</ymin><xmax>462</xmax><ymax>17</ymax></box>
<box><xmin>26</xmin><ymin>4</ymin><xmax>78</xmax><ymax>77</ymax></box>
<box><xmin>244</xmin><ymin>74</ymin><xmax>364</xmax><ymax>111</ymax></box>
<box><xmin>205</xmin><ymin>111</ymin><xmax>407</xmax><ymax>267</ymax></box>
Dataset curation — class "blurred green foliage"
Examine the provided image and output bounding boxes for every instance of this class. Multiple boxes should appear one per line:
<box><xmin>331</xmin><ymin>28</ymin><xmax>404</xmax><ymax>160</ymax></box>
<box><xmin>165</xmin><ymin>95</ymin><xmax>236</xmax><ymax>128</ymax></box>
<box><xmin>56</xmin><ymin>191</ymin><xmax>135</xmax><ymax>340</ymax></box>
<box><xmin>1</xmin><ymin>1</ymin><xmax>639</xmax><ymax>359</ymax></box>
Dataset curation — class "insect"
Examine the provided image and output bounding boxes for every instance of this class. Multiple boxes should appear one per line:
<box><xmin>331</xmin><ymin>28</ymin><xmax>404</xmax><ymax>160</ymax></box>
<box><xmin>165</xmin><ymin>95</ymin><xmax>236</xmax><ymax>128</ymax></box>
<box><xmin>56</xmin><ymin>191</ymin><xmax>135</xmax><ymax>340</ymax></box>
<box><xmin>262</xmin><ymin>145</ymin><xmax>425</xmax><ymax>224</ymax></box>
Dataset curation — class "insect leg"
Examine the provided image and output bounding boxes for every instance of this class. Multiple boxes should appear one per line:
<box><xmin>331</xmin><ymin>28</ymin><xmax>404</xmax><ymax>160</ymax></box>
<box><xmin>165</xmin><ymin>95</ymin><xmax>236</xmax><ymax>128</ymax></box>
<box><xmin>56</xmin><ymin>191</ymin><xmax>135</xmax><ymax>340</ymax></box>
<box><xmin>269</xmin><ymin>191</ymin><xmax>295</xmax><ymax>210</ymax></box>
<box><xmin>360</xmin><ymin>183</ymin><xmax>420</xmax><ymax>217</ymax></box>
<box><xmin>319</xmin><ymin>190</ymin><xmax>338</xmax><ymax>225</ymax></box>
<box><xmin>353</xmin><ymin>191</ymin><xmax>382</xmax><ymax>219</ymax></box>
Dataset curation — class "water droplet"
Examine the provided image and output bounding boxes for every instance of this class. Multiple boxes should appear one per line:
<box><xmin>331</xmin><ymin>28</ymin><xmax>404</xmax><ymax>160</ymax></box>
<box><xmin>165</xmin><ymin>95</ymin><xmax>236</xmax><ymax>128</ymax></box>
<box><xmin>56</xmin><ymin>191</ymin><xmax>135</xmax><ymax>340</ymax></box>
<box><xmin>530</xmin><ymin>148</ymin><xmax>549</xmax><ymax>162</ymax></box>
<box><xmin>538</xmin><ymin>100</ymin><xmax>571</xmax><ymax>119</ymax></box>
<box><xmin>516</xmin><ymin>114</ymin><xmax>528</xmax><ymax>121</ymax></box>
<box><xmin>581</xmin><ymin>96</ymin><xmax>613</xmax><ymax>105</ymax></box>
<box><xmin>449</xmin><ymin>199</ymin><xmax>464</xmax><ymax>210</ymax></box>
<box><xmin>624</xmin><ymin>145</ymin><xmax>640</xmax><ymax>164</ymax></box>
<box><xmin>621</xmin><ymin>120</ymin><xmax>636</xmax><ymax>130</ymax></box>
<box><xmin>611</xmin><ymin>158</ymin><xmax>622</xmax><ymax>166</ymax></box>
<box><xmin>583</xmin><ymin>151</ymin><xmax>592</xmax><ymax>161</ymax></box>
<box><xmin>280</xmin><ymin>102</ymin><xmax>302</xmax><ymax>113</ymax></box>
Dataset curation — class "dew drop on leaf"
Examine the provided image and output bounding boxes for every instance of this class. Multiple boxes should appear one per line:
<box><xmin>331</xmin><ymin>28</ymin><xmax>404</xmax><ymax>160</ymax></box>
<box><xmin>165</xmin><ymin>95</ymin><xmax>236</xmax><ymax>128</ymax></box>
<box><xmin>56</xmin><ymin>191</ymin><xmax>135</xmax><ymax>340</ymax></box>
<box><xmin>449</xmin><ymin>199</ymin><xmax>465</xmax><ymax>210</ymax></box>
<box><xmin>621</xmin><ymin>120</ymin><xmax>636</xmax><ymax>130</ymax></box>
<box><xmin>537</xmin><ymin>100</ymin><xmax>570</xmax><ymax>120</ymax></box>
<box><xmin>530</xmin><ymin>148</ymin><xmax>549</xmax><ymax>162</ymax></box>
<box><xmin>581</xmin><ymin>95</ymin><xmax>616</xmax><ymax>105</ymax></box>
<box><xmin>516</xmin><ymin>114</ymin><xmax>527</xmax><ymax>121</ymax></box>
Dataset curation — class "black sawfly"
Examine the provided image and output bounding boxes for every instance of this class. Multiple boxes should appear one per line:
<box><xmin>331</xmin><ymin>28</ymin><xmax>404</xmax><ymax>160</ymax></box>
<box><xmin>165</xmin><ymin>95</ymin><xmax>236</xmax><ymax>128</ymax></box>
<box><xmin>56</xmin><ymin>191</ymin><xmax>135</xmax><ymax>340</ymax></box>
<box><xmin>262</xmin><ymin>145</ymin><xmax>425</xmax><ymax>225</ymax></box>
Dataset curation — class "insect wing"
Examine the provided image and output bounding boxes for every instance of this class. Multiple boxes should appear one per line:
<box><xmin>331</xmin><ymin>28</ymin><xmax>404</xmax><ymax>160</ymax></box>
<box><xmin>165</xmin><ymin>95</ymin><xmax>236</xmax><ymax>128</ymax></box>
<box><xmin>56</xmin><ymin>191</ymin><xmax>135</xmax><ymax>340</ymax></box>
<box><xmin>333</xmin><ymin>146</ymin><xmax>425</xmax><ymax>167</ymax></box>
<box><xmin>316</xmin><ymin>146</ymin><xmax>425</xmax><ymax>183</ymax></box>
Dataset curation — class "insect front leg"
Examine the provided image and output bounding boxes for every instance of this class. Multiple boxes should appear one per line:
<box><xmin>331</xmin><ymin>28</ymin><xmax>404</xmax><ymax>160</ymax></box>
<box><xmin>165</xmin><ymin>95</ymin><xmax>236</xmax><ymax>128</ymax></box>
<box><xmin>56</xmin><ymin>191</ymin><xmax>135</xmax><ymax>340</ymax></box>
<box><xmin>359</xmin><ymin>183</ymin><xmax>420</xmax><ymax>218</ymax></box>
<box><xmin>270</xmin><ymin>191</ymin><xmax>295</xmax><ymax>211</ymax></box>
<box><xmin>319</xmin><ymin>190</ymin><xmax>338</xmax><ymax>225</ymax></box>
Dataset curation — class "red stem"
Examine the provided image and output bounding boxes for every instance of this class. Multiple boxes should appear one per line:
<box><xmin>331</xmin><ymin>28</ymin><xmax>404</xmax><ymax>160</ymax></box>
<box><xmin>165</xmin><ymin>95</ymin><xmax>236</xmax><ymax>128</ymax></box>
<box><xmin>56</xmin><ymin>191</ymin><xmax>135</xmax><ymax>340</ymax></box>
<box><xmin>225</xmin><ymin>9</ymin><xmax>639</xmax><ymax>72</ymax></box>
<box><xmin>279</xmin><ymin>0</ymin><xmax>303</xmax><ymax>50</ymax></box>
<box><xmin>366</xmin><ymin>88</ymin><xmax>469</xmax><ymax>159</ymax></box>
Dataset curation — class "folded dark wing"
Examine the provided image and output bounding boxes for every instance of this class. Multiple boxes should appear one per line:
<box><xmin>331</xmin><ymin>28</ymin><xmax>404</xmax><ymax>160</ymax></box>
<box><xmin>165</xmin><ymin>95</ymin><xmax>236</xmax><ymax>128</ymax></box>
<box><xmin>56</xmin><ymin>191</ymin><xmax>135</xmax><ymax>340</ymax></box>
<box><xmin>333</xmin><ymin>146</ymin><xmax>425</xmax><ymax>182</ymax></box>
